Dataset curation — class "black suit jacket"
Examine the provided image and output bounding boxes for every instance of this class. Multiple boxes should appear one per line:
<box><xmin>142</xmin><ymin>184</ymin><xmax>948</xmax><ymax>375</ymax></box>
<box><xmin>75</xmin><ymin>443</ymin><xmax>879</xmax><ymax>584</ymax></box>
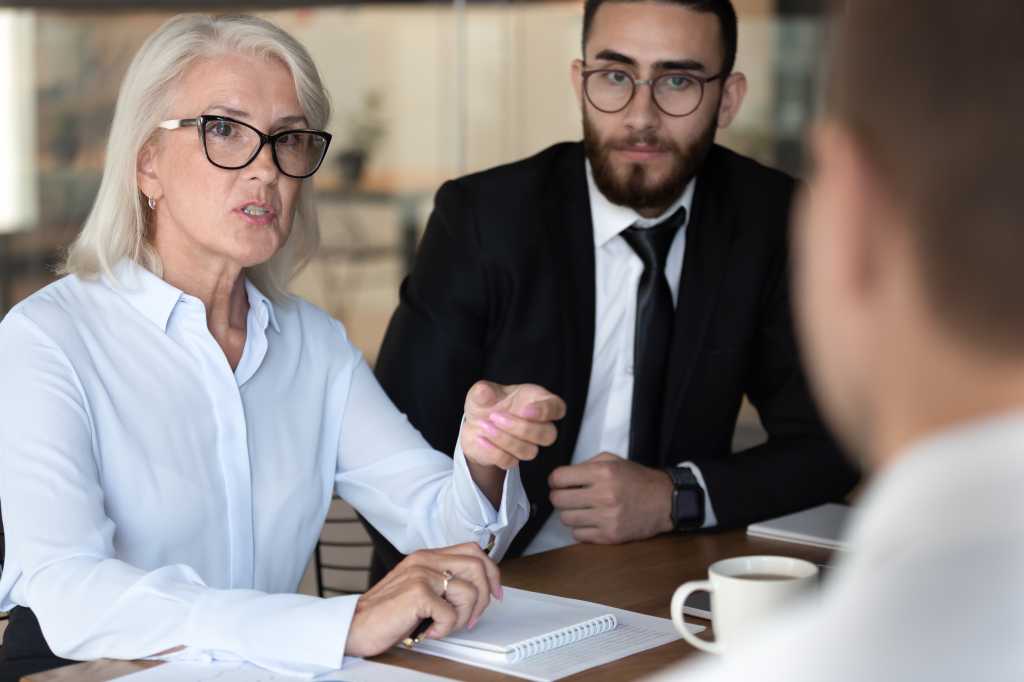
<box><xmin>367</xmin><ymin>142</ymin><xmax>857</xmax><ymax>575</ymax></box>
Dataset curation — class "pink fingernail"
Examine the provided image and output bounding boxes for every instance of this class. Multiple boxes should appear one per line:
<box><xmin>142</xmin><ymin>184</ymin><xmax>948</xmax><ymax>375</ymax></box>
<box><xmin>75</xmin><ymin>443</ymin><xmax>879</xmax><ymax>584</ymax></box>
<box><xmin>496</xmin><ymin>584</ymin><xmax>505</xmax><ymax>601</ymax></box>
<box><xmin>468</xmin><ymin>617</ymin><xmax>478</xmax><ymax>630</ymax></box>
<box><xmin>476</xmin><ymin>435</ymin><xmax>493</xmax><ymax>449</ymax></box>
<box><xmin>481</xmin><ymin>420</ymin><xmax>500</xmax><ymax>437</ymax></box>
<box><xmin>490</xmin><ymin>412</ymin><xmax>514</xmax><ymax>428</ymax></box>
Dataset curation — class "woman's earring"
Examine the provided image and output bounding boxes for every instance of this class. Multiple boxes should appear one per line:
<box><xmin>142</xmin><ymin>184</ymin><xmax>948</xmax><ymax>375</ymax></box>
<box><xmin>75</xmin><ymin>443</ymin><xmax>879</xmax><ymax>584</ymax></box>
<box><xmin>148</xmin><ymin>196</ymin><xmax>157</xmax><ymax>210</ymax></box>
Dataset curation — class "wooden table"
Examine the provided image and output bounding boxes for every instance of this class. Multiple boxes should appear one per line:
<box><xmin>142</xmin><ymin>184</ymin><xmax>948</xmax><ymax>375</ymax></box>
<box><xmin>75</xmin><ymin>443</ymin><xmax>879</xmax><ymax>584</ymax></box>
<box><xmin>26</xmin><ymin>531</ymin><xmax>831</xmax><ymax>681</ymax></box>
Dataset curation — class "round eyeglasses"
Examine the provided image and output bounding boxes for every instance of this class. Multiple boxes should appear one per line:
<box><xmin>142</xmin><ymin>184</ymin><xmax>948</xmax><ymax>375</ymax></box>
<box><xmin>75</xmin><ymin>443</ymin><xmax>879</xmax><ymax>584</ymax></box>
<box><xmin>582</xmin><ymin>68</ymin><xmax>725</xmax><ymax>118</ymax></box>
<box><xmin>157</xmin><ymin>115</ymin><xmax>332</xmax><ymax>179</ymax></box>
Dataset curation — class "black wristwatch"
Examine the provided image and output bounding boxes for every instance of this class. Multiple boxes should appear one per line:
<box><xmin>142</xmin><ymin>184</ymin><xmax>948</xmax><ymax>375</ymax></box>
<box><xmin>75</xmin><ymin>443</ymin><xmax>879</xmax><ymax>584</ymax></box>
<box><xmin>664</xmin><ymin>466</ymin><xmax>705</xmax><ymax>531</ymax></box>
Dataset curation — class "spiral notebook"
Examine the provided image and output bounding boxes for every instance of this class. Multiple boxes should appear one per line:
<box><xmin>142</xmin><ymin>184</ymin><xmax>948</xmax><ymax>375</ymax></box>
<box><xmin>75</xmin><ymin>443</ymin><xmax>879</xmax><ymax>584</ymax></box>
<box><xmin>408</xmin><ymin>587</ymin><xmax>696</xmax><ymax>681</ymax></box>
<box><xmin>414</xmin><ymin>588</ymin><xmax>617</xmax><ymax>665</ymax></box>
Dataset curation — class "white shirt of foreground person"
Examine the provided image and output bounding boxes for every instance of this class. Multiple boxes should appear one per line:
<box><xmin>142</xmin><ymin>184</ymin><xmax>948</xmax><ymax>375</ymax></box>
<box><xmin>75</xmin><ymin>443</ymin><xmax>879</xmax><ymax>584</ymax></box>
<box><xmin>0</xmin><ymin>260</ymin><xmax>529</xmax><ymax>676</ymax></box>
<box><xmin>647</xmin><ymin>412</ymin><xmax>1024</xmax><ymax>682</ymax></box>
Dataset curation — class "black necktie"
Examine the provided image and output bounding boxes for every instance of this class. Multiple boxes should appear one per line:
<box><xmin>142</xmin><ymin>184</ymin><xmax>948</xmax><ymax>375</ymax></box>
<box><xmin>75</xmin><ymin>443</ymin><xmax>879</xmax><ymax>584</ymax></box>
<box><xmin>621</xmin><ymin>206</ymin><xmax>687</xmax><ymax>467</ymax></box>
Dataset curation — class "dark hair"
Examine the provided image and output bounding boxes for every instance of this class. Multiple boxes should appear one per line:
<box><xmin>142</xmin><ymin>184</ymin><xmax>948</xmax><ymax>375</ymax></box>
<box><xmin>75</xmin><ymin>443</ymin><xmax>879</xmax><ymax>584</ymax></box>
<box><xmin>828</xmin><ymin>1</ymin><xmax>1024</xmax><ymax>354</ymax></box>
<box><xmin>582</xmin><ymin>0</ymin><xmax>738</xmax><ymax>75</ymax></box>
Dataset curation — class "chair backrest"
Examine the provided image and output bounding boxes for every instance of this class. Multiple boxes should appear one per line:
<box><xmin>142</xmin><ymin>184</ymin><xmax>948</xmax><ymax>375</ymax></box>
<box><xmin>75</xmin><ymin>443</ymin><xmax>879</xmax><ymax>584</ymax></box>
<box><xmin>314</xmin><ymin>497</ymin><xmax>372</xmax><ymax>597</ymax></box>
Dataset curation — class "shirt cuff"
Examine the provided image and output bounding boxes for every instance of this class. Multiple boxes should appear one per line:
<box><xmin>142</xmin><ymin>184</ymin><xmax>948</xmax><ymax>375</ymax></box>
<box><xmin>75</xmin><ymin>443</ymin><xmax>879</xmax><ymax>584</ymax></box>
<box><xmin>183</xmin><ymin>590</ymin><xmax>358</xmax><ymax>675</ymax></box>
<box><xmin>679</xmin><ymin>461</ymin><xmax>719</xmax><ymax>528</ymax></box>
<box><xmin>451</xmin><ymin>418</ymin><xmax>530</xmax><ymax>561</ymax></box>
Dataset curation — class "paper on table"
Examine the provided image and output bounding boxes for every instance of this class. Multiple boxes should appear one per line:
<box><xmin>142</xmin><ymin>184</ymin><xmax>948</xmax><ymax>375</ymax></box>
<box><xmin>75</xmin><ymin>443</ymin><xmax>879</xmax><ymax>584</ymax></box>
<box><xmin>116</xmin><ymin>658</ymin><xmax>456</xmax><ymax>682</ymax></box>
<box><xmin>405</xmin><ymin>588</ymin><xmax>702</xmax><ymax>682</ymax></box>
<box><xmin>746</xmin><ymin>503</ymin><xmax>851</xmax><ymax>551</ymax></box>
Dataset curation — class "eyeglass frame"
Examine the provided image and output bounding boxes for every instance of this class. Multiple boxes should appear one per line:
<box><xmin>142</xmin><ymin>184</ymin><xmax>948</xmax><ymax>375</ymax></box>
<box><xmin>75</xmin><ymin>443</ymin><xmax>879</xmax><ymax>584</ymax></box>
<box><xmin>156</xmin><ymin>114</ymin><xmax>333</xmax><ymax>179</ymax></box>
<box><xmin>580</xmin><ymin>67</ymin><xmax>728</xmax><ymax>118</ymax></box>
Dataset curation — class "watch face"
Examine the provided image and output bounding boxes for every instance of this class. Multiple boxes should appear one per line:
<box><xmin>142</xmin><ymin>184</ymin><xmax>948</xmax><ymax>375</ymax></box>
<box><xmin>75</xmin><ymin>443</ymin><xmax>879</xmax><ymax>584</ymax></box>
<box><xmin>668</xmin><ymin>468</ymin><xmax>704</xmax><ymax>529</ymax></box>
<box><xmin>675</xmin><ymin>488</ymin><xmax>702</xmax><ymax>521</ymax></box>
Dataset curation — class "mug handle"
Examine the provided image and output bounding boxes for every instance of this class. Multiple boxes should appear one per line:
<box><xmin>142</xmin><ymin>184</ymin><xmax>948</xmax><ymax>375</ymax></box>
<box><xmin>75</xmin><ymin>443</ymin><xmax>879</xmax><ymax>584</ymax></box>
<box><xmin>671</xmin><ymin>580</ymin><xmax>723</xmax><ymax>654</ymax></box>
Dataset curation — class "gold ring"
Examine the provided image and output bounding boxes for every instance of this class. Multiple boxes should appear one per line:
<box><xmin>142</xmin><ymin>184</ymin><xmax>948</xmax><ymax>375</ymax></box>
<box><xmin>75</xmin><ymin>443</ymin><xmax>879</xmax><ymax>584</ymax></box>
<box><xmin>441</xmin><ymin>569</ymin><xmax>454</xmax><ymax>598</ymax></box>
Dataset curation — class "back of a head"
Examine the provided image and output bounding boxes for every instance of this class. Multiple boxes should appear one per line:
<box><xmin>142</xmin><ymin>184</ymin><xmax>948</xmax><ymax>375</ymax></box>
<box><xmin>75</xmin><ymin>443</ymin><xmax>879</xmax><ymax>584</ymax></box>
<box><xmin>827</xmin><ymin>1</ymin><xmax>1024</xmax><ymax>354</ymax></box>
<box><xmin>582</xmin><ymin>0</ymin><xmax>738</xmax><ymax>75</ymax></box>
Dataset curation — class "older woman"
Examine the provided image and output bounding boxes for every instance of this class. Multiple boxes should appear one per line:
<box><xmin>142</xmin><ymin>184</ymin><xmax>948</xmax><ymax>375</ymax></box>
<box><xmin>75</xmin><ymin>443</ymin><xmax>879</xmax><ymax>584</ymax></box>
<box><xmin>0</xmin><ymin>14</ymin><xmax>564</xmax><ymax>678</ymax></box>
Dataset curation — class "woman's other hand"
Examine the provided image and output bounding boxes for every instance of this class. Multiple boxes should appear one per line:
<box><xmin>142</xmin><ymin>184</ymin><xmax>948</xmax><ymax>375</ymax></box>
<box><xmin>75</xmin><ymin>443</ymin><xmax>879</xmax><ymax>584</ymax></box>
<box><xmin>344</xmin><ymin>542</ymin><xmax>501</xmax><ymax>657</ymax></box>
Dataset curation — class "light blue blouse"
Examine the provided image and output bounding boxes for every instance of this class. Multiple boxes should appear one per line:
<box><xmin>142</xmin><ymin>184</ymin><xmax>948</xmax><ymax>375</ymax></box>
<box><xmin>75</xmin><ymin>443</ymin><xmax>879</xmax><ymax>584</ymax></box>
<box><xmin>0</xmin><ymin>260</ymin><xmax>528</xmax><ymax>675</ymax></box>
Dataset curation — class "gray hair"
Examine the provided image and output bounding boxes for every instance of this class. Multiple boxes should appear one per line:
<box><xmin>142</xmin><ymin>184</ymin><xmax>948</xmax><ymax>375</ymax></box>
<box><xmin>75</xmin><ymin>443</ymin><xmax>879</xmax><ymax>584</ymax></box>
<box><xmin>61</xmin><ymin>14</ymin><xmax>330</xmax><ymax>301</ymax></box>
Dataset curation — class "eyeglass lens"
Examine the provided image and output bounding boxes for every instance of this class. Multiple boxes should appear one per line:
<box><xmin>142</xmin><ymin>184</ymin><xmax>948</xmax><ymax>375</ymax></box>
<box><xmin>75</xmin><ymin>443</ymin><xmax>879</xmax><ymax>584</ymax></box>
<box><xmin>202</xmin><ymin>118</ymin><xmax>328</xmax><ymax>177</ymax></box>
<box><xmin>585</xmin><ymin>71</ymin><xmax>704</xmax><ymax>117</ymax></box>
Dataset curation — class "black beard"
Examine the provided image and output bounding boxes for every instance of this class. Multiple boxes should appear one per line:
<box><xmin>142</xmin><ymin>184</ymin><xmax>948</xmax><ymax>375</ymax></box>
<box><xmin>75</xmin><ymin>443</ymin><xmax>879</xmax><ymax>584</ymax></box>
<box><xmin>583</xmin><ymin>110</ymin><xmax>717</xmax><ymax>214</ymax></box>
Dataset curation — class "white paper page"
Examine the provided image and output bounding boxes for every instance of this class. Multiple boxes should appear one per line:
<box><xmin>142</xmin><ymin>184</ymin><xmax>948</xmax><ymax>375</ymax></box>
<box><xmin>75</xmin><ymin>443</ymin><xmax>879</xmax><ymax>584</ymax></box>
<box><xmin>441</xmin><ymin>585</ymin><xmax>614</xmax><ymax>652</ymax></box>
<box><xmin>405</xmin><ymin>588</ymin><xmax>702</xmax><ymax>682</ymax></box>
<box><xmin>333</xmin><ymin>658</ymin><xmax>456</xmax><ymax>682</ymax></box>
<box><xmin>116</xmin><ymin>658</ymin><xmax>456</xmax><ymax>682</ymax></box>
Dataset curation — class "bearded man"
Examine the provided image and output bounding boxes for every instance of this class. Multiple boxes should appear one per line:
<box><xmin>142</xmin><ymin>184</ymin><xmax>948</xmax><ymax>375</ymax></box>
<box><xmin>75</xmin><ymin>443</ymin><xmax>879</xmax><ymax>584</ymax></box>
<box><xmin>365</xmin><ymin>0</ymin><xmax>857</xmax><ymax>579</ymax></box>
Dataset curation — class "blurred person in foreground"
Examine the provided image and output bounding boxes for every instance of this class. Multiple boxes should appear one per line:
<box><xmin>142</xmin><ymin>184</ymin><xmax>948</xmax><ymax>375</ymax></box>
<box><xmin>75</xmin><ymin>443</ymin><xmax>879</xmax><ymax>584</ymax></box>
<box><xmin>0</xmin><ymin>14</ymin><xmax>565</xmax><ymax>680</ymax></box>
<box><xmin>649</xmin><ymin>2</ymin><xmax>1024</xmax><ymax>680</ymax></box>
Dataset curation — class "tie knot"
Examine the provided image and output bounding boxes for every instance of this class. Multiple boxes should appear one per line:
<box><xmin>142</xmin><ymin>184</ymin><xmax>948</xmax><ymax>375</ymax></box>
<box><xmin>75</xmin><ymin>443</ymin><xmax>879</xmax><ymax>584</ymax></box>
<box><xmin>621</xmin><ymin>205</ymin><xmax>687</xmax><ymax>273</ymax></box>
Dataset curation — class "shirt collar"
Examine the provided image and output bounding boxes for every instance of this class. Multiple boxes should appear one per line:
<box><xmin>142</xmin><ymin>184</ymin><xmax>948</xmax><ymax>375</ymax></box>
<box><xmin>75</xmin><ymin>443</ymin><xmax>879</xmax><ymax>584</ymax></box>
<box><xmin>585</xmin><ymin>159</ymin><xmax>697</xmax><ymax>248</ymax></box>
<box><xmin>842</xmin><ymin>408</ymin><xmax>1024</xmax><ymax>557</ymax></box>
<box><xmin>108</xmin><ymin>259</ymin><xmax>280</xmax><ymax>334</ymax></box>
<box><xmin>244</xmin><ymin>278</ymin><xmax>281</xmax><ymax>334</ymax></box>
<box><xmin>108</xmin><ymin>259</ymin><xmax>183</xmax><ymax>332</ymax></box>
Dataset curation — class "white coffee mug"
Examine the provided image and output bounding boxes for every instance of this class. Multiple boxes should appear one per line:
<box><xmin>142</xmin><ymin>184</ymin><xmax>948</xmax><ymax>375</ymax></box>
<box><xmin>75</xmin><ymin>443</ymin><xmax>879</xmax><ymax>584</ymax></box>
<box><xmin>671</xmin><ymin>555</ymin><xmax>818</xmax><ymax>654</ymax></box>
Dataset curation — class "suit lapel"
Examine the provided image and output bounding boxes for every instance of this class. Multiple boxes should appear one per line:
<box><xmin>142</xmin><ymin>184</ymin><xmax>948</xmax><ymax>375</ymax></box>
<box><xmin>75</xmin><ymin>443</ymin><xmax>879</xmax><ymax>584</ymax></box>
<box><xmin>659</xmin><ymin>147</ymin><xmax>738</xmax><ymax>463</ymax></box>
<box><xmin>547</xmin><ymin>143</ymin><xmax>595</xmax><ymax>470</ymax></box>
<box><xmin>508</xmin><ymin>144</ymin><xmax>595</xmax><ymax>557</ymax></box>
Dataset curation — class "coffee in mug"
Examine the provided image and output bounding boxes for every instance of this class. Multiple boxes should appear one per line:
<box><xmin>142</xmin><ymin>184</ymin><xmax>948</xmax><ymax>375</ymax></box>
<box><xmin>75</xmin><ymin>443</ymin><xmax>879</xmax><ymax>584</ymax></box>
<box><xmin>670</xmin><ymin>555</ymin><xmax>818</xmax><ymax>655</ymax></box>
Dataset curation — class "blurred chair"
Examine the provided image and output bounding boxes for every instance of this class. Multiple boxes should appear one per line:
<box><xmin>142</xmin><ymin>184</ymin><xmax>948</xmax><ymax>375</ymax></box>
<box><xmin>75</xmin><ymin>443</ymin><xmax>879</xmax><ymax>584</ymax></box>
<box><xmin>314</xmin><ymin>497</ymin><xmax>372</xmax><ymax>598</ymax></box>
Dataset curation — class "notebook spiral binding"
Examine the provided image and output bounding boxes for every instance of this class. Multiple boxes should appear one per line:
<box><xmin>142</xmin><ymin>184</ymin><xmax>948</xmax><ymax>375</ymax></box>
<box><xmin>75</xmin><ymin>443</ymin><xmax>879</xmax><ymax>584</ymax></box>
<box><xmin>508</xmin><ymin>614</ymin><xmax>618</xmax><ymax>663</ymax></box>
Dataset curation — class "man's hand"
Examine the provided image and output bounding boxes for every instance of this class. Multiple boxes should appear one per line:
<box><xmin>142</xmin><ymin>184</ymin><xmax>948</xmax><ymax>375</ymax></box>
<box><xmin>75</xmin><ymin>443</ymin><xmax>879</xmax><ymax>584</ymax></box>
<box><xmin>345</xmin><ymin>542</ymin><xmax>503</xmax><ymax>658</ymax></box>
<box><xmin>548</xmin><ymin>452</ymin><xmax>675</xmax><ymax>544</ymax></box>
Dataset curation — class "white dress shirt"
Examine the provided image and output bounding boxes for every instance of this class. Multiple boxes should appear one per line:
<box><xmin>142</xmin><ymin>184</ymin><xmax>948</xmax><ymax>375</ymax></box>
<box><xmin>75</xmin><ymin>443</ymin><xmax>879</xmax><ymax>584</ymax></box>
<box><xmin>526</xmin><ymin>163</ymin><xmax>717</xmax><ymax>556</ymax></box>
<box><xmin>0</xmin><ymin>260</ymin><xmax>528</xmax><ymax>675</ymax></box>
<box><xmin>649</xmin><ymin>411</ymin><xmax>1024</xmax><ymax>682</ymax></box>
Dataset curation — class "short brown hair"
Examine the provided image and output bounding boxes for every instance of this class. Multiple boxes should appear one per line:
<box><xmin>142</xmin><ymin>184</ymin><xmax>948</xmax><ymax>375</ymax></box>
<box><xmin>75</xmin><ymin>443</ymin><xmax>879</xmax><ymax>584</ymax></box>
<box><xmin>827</xmin><ymin>1</ymin><xmax>1024</xmax><ymax>353</ymax></box>
<box><xmin>583</xmin><ymin>0</ymin><xmax>738</xmax><ymax>75</ymax></box>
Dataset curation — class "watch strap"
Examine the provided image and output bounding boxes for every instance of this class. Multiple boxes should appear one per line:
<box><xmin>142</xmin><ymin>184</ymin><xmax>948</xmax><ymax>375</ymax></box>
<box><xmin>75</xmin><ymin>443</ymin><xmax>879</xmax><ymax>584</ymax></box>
<box><xmin>664</xmin><ymin>465</ymin><xmax>705</xmax><ymax>531</ymax></box>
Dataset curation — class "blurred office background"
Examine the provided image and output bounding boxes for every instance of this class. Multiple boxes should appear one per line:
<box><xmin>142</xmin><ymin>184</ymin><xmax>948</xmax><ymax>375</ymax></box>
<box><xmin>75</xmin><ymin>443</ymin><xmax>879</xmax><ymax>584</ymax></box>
<box><xmin>0</xmin><ymin>0</ymin><xmax>826</xmax><ymax>616</ymax></box>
